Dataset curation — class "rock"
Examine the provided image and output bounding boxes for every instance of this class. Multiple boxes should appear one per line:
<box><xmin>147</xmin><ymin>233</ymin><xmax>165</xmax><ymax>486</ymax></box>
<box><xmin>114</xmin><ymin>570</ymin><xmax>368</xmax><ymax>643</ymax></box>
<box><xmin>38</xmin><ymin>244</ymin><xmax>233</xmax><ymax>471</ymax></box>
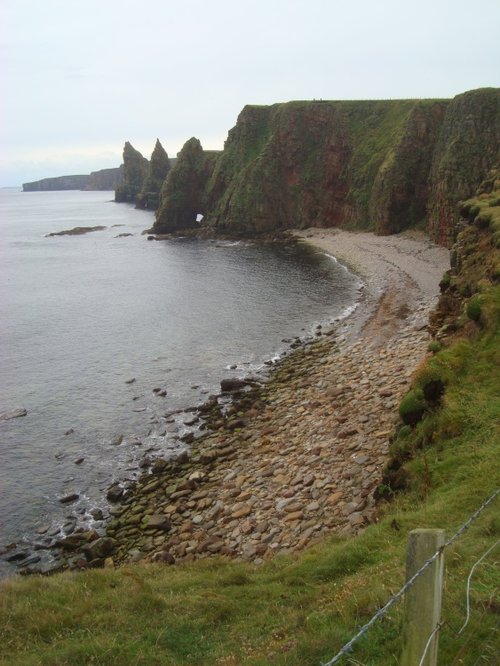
<box><xmin>240</xmin><ymin>543</ymin><xmax>257</xmax><ymax>559</ymax></box>
<box><xmin>151</xmin><ymin>550</ymin><xmax>175</xmax><ymax>564</ymax></box>
<box><xmin>18</xmin><ymin>554</ymin><xmax>41</xmax><ymax>567</ymax></box>
<box><xmin>5</xmin><ymin>551</ymin><xmax>29</xmax><ymax>562</ymax></box>
<box><xmin>90</xmin><ymin>508</ymin><xmax>104</xmax><ymax>521</ymax></box>
<box><xmin>62</xmin><ymin>520</ymin><xmax>76</xmax><ymax>534</ymax></box>
<box><xmin>348</xmin><ymin>513</ymin><xmax>366</xmax><ymax>527</ymax></box>
<box><xmin>59</xmin><ymin>493</ymin><xmax>79</xmax><ymax>504</ymax></box>
<box><xmin>0</xmin><ymin>408</ymin><xmax>27</xmax><ymax>421</ymax></box>
<box><xmin>220</xmin><ymin>378</ymin><xmax>252</xmax><ymax>392</ymax></box>
<box><xmin>55</xmin><ymin>534</ymin><xmax>92</xmax><ymax>550</ymax></box>
<box><xmin>139</xmin><ymin>456</ymin><xmax>151</xmax><ymax>469</ymax></box>
<box><xmin>227</xmin><ymin>418</ymin><xmax>246</xmax><ymax>431</ymax></box>
<box><xmin>46</xmin><ymin>226</ymin><xmax>106</xmax><ymax>237</ymax></box>
<box><xmin>231</xmin><ymin>505</ymin><xmax>252</xmax><ymax>519</ymax></box>
<box><xmin>39</xmin><ymin>560</ymin><xmax>66</xmax><ymax>575</ymax></box>
<box><xmin>151</xmin><ymin>458</ymin><xmax>168</xmax><ymax>473</ymax></box>
<box><xmin>338</xmin><ymin>428</ymin><xmax>358</xmax><ymax>438</ymax></box>
<box><xmin>284</xmin><ymin>511</ymin><xmax>304</xmax><ymax>522</ymax></box>
<box><xmin>206</xmin><ymin>541</ymin><xmax>225</xmax><ymax>554</ymax></box>
<box><xmin>145</xmin><ymin>515</ymin><xmax>171</xmax><ymax>531</ymax></box>
<box><xmin>106</xmin><ymin>485</ymin><xmax>124</xmax><ymax>503</ymax></box>
<box><xmin>174</xmin><ymin>450</ymin><xmax>190</xmax><ymax>465</ymax></box>
<box><xmin>82</xmin><ymin>537</ymin><xmax>116</xmax><ymax>561</ymax></box>
<box><xmin>111</xmin><ymin>434</ymin><xmax>123</xmax><ymax>446</ymax></box>
<box><xmin>201</xmin><ymin>450</ymin><xmax>218</xmax><ymax>464</ymax></box>
<box><xmin>74</xmin><ymin>457</ymin><xmax>84</xmax><ymax>465</ymax></box>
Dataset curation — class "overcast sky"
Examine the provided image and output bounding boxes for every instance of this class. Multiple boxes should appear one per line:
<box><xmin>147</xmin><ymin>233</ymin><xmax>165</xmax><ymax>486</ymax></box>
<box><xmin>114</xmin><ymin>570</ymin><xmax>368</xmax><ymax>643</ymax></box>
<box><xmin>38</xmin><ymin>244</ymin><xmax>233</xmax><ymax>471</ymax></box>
<box><xmin>1</xmin><ymin>0</ymin><xmax>499</xmax><ymax>186</ymax></box>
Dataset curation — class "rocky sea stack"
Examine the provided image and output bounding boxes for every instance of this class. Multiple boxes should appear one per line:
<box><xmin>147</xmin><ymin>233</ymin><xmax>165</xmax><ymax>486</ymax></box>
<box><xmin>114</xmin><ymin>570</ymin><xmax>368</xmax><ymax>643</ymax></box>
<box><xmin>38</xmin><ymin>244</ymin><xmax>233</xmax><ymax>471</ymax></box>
<box><xmin>115</xmin><ymin>139</ymin><xmax>172</xmax><ymax>210</ymax></box>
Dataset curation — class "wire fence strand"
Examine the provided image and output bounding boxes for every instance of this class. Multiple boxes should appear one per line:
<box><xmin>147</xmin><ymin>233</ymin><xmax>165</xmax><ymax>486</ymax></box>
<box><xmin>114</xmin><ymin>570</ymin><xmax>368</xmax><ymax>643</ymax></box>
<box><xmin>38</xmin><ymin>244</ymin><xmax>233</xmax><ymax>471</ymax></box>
<box><xmin>418</xmin><ymin>622</ymin><xmax>442</xmax><ymax>666</ymax></box>
<box><xmin>458</xmin><ymin>537</ymin><xmax>500</xmax><ymax>635</ymax></box>
<box><xmin>321</xmin><ymin>488</ymin><xmax>499</xmax><ymax>666</ymax></box>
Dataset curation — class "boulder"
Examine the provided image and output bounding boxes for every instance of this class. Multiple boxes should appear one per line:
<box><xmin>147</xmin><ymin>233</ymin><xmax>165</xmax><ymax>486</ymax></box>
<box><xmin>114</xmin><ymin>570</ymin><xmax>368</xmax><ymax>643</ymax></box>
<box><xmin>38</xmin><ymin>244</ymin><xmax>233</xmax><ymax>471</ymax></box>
<box><xmin>82</xmin><ymin>537</ymin><xmax>116</xmax><ymax>561</ymax></box>
<box><xmin>58</xmin><ymin>493</ymin><xmax>79</xmax><ymax>504</ymax></box>
<box><xmin>145</xmin><ymin>515</ymin><xmax>171</xmax><ymax>531</ymax></box>
<box><xmin>220</xmin><ymin>378</ymin><xmax>252</xmax><ymax>392</ymax></box>
<box><xmin>0</xmin><ymin>408</ymin><xmax>27</xmax><ymax>421</ymax></box>
<box><xmin>106</xmin><ymin>485</ymin><xmax>124</xmax><ymax>502</ymax></box>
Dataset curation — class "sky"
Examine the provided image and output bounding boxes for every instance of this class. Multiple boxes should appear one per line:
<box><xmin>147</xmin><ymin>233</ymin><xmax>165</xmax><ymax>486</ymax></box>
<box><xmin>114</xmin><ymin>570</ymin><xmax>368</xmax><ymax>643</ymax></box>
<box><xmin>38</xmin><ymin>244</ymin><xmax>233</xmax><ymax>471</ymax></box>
<box><xmin>1</xmin><ymin>0</ymin><xmax>499</xmax><ymax>187</ymax></box>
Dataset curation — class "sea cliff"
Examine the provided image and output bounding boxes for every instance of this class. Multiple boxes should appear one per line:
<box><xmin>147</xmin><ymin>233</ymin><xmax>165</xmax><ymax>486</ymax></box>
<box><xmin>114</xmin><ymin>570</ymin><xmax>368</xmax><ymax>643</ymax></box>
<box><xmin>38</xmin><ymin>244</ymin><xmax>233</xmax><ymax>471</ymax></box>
<box><xmin>153</xmin><ymin>88</ymin><xmax>500</xmax><ymax>245</ymax></box>
<box><xmin>22</xmin><ymin>168</ymin><xmax>123</xmax><ymax>192</ymax></box>
<box><xmin>23</xmin><ymin>174</ymin><xmax>91</xmax><ymax>192</ymax></box>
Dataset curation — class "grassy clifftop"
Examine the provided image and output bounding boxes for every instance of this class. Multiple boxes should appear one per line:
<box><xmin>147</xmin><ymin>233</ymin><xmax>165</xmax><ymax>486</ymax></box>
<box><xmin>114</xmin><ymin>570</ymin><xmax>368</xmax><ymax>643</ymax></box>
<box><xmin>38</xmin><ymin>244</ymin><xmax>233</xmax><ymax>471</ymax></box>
<box><xmin>154</xmin><ymin>89</ymin><xmax>500</xmax><ymax>244</ymax></box>
<box><xmin>2</xmin><ymin>177</ymin><xmax>499</xmax><ymax>664</ymax></box>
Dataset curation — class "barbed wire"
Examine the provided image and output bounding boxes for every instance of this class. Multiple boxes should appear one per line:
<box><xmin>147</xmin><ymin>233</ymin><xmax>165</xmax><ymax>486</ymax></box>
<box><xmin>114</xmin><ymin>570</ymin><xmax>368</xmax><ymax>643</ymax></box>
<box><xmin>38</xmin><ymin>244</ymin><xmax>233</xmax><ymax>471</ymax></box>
<box><xmin>320</xmin><ymin>488</ymin><xmax>499</xmax><ymax>666</ymax></box>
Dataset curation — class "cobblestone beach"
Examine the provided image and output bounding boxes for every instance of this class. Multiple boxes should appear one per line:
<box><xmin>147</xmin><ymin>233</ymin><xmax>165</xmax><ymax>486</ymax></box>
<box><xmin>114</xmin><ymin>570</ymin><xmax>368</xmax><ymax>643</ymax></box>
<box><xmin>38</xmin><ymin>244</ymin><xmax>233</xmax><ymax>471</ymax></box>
<box><xmin>97</xmin><ymin>230</ymin><xmax>450</xmax><ymax>567</ymax></box>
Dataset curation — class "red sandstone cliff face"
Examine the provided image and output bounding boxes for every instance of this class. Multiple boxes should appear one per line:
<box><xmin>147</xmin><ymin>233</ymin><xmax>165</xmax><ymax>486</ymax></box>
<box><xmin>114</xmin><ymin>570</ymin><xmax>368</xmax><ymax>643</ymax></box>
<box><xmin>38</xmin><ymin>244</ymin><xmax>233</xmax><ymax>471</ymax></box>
<box><xmin>369</xmin><ymin>102</ymin><xmax>447</xmax><ymax>234</ymax></box>
<box><xmin>153</xmin><ymin>89</ymin><xmax>500</xmax><ymax>245</ymax></box>
<box><xmin>427</xmin><ymin>89</ymin><xmax>500</xmax><ymax>245</ymax></box>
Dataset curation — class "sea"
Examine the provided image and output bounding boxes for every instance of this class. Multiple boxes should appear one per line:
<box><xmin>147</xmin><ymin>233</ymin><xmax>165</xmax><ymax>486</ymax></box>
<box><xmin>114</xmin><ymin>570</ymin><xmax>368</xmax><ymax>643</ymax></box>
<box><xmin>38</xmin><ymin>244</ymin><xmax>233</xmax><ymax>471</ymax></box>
<box><xmin>0</xmin><ymin>188</ymin><xmax>361</xmax><ymax>577</ymax></box>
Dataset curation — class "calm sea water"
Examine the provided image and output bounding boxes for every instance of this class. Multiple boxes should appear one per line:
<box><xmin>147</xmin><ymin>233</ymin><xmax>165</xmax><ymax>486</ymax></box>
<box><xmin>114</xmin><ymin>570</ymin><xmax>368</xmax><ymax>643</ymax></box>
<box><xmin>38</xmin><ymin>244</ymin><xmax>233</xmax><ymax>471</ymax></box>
<box><xmin>0</xmin><ymin>189</ymin><xmax>360</xmax><ymax>576</ymax></box>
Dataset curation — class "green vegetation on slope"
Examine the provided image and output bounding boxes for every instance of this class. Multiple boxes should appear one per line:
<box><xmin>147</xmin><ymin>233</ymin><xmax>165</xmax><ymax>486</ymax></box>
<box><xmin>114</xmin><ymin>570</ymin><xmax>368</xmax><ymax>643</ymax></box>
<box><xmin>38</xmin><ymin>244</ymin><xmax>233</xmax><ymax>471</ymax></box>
<box><xmin>1</xmin><ymin>182</ymin><xmax>499</xmax><ymax>664</ymax></box>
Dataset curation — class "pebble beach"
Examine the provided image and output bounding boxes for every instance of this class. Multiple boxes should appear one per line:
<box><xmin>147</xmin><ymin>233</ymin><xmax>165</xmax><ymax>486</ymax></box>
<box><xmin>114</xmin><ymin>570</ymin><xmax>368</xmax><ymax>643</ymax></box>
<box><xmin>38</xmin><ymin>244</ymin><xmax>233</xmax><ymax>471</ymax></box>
<box><xmin>98</xmin><ymin>229</ymin><xmax>450</xmax><ymax>567</ymax></box>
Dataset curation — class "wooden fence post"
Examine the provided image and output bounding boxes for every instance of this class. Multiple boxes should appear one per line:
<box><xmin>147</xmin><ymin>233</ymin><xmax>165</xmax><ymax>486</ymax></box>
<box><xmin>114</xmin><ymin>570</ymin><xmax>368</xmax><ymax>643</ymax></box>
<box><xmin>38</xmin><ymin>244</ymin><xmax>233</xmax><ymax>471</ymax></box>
<box><xmin>401</xmin><ymin>529</ymin><xmax>445</xmax><ymax>666</ymax></box>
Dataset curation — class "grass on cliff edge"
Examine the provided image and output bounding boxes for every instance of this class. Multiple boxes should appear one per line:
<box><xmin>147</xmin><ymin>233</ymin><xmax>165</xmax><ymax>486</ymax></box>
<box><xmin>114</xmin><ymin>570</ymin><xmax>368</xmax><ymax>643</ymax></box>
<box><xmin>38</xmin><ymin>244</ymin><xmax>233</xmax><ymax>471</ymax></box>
<box><xmin>1</xmin><ymin>301</ymin><xmax>499</xmax><ymax>666</ymax></box>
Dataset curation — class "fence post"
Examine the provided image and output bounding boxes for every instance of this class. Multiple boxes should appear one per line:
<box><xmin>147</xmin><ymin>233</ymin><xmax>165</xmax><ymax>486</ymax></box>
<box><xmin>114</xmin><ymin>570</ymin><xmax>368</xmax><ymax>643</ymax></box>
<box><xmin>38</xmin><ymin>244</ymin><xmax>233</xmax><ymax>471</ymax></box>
<box><xmin>401</xmin><ymin>529</ymin><xmax>445</xmax><ymax>666</ymax></box>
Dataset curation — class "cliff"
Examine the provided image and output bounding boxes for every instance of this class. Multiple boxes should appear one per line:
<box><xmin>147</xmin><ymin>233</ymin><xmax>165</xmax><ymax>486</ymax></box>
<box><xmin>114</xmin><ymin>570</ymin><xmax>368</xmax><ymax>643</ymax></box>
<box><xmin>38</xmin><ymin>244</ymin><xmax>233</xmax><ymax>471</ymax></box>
<box><xmin>153</xmin><ymin>88</ymin><xmax>500</xmax><ymax>245</ymax></box>
<box><xmin>86</xmin><ymin>167</ymin><xmax>123</xmax><ymax>191</ymax></box>
<box><xmin>23</xmin><ymin>175</ymin><xmax>90</xmax><ymax>191</ymax></box>
<box><xmin>427</xmin><ymin>88</ymin><xmax>500</xmax><ymax>245</ymax></box>
<box><xmin>22</xmin><ymin>168</ymin><xmax>122</xmax><ymax>192</ymax></box>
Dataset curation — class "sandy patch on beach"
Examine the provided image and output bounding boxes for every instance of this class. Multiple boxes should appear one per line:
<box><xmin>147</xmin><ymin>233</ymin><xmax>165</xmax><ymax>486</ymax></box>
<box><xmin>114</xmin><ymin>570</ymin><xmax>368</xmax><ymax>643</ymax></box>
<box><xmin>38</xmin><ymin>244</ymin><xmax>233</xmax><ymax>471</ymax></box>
<box><xmin>294</xmin><ymin>228</ymin><xmax>450</xmax><ymax>346</ymax></box>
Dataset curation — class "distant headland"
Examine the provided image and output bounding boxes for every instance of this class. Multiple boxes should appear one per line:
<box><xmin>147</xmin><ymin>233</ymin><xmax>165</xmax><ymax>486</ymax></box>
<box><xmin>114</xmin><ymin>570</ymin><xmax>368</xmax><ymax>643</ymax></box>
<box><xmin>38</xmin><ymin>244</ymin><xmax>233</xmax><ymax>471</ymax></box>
<box><xmin>22</xmin><ymin>167</ymin><xmax>123</xmax><ymax>192</ymax></box>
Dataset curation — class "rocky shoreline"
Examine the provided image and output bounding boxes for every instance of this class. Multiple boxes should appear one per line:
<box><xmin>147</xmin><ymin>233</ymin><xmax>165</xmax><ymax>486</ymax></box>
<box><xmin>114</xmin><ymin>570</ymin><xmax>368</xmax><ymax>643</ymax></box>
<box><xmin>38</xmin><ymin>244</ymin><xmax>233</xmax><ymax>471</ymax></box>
<box><xmin>3</xmin><ymin>229</ymin><xmax>450</xmax><ymax>574</ymax></box>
